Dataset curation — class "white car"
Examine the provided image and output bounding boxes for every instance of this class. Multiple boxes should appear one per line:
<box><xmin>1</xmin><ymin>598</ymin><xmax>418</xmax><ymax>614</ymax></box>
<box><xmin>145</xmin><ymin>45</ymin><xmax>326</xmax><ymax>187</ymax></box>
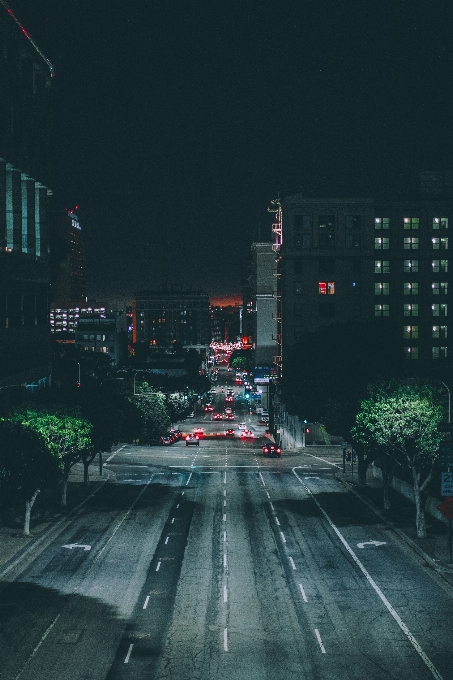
<box><xmin>238</xmin><ymin>422</ymin><xmax>247</xmax><ymax>430</ymax></box>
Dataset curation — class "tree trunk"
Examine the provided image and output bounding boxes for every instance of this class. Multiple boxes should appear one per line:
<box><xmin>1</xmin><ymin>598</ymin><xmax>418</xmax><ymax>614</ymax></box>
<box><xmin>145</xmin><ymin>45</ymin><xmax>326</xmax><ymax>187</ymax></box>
<box><xmin>83</xmin><ymin>460</ymin><xmax>89</xmax><ymax>485</ymax></box>
<box><xmin>383</xmin><ymin>484</ymin><xmax>391</xmax><ymax>511</ymax></box>
<box><xmin>61</xmin><ymin>463</ymin><xmax>69</xmax><ymax>506</ymax></box>
<box><xmin>356</xmin><ymin>450</ymin><xmax>368</xmax><ymax>487</ymax></box>
<box><xmin>24</xmin><ymin>489</ymin><xmax>40</xmax><ymax>536</ymax></box>
<box><xmin>381</xmin><ymin>454</ymin><xmax>395</xmax><ymax>511</ymax></box>
<box><xmin>412</xmin><ymin>465</ymin><xmax>427</xmax><ymax>538</ymax></box>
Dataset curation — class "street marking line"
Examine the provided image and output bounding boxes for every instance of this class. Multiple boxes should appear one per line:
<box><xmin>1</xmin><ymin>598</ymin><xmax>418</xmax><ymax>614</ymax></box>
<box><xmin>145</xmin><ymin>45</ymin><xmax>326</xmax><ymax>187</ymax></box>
<box><xmin>224</xmin><ymin>553</ymin><xmax>227</xmax><ymax>568</ymax></box>
<box><xmin>269</xmin><ymin>502</ymin><xmax>274</xmax><ymax>511</ymax></box>
<box><xmin>224</xmin><ymin>531</ymin><xmax>227</xmax><ymax>542</ymax></box>
<box><xmin>289</xmin><ymin>556</ymin><xmax>296</xmax><ymax>570</ymax></box>
<box><xmin>280</xmin><ymin>531</ymin><xmax>286</xmax><ymax>543</ymax></box>
<box><xmin>315</xmin><ymin>629</ymin><xmax>326</xmax><ymax>653</ymax></box>
<box><xmin>224</xmin><ymin>471</ymin><xmax>227</xmax><ymax>483</ymax></box>
<box><xmin>259</xmin><ymin>471</ymin><xmax>266</xmax><ymax>487</ymax></box>
<box><xmin>224</xmin><ymin>585</ymin><xmax>228</xmax><ymax>602</ymax></box>
<box><xmin>165</xmin><ymin>536</ymin><xmax>169</xmax><ymax>545</ymax></box>
<box><xmin>13</xmin><ymin>613</ymin><xmax>61</xmax><ymax>680</ymax></box>
<box><xmin>124</xmin><ymin>643</ymin><xmax>134</xmax><ymax>663</ymax></box>
<box><xmin>299</xmin><ymin>583</ymin><xmax>308</xmax><ymax>602</ymax></box>
<box><xmin>185</xmin><ymin>472</ymin><xmax>193</xmax><ymax>486</ymax></box>
<box><xmin>223</xmin><ymin>514</ymin><xmax>226</xmax><ymax>521</ymax></box>
<box><xmin>266</xmin><ymin>491</ymin><xmax>270</xmax><ymax>499</ymax></box>
<box><xmin>224</xmin><ymin>500</ymin><xmax>226</xmax><ymax>506</ymax></box>
<box><xmin>275</xmin><ymin>517</ymin><xmax>280</xmax><ymax>526</ymax></box>
<box><xmin>292</xmin><ymin>468</ymin><xmax>445</xmax><ymax>680</ymax></box>
<box><xmin>224</xmin><ymin>628</ymin><xmax>228</xmax><ymax>652</ymax></box>
<box><xmin>143</xmin><ymin>596</ymin><xmax>150</xmax><ymax>609</ymax></box>
<box><xmin>156</xmin><ymin>561</ymin><xmax>161</xmax><ymax>571</ymax></box>
<box><xmin>176</xmin><ymin>503</ymin><xmax>179</xmax><ymax>508</ymax></box>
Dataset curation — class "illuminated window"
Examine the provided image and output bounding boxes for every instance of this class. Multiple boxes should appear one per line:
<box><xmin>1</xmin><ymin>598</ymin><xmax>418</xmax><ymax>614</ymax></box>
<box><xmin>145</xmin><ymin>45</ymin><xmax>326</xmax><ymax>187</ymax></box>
<box><xmin>432</xmin><ymin>325</ymin><xmax>447</xmax><ymax>339</ymax></box>
<box><xmin>404</xmin><ymin>304</ymin><xmax>418</xmax><ymax>316</ymax></box>
<box><xmin>375</xmin><ymin>260</ymin><xmax>389</xmax><ymax>273</ymax></box>
<box><xmin>432</xmin><ymin>237</ymin><xmax>449</xmax><ymax>249</ymax></box>
<box><xmin>375</xmin><ymin>304</ymin><xmax>389</xmax><ymax>317</ymax></box>
<box><xmin>319</xmin><ymin>281</ymin><xmax>335</xmax><ymax>294</ymax></box>
<box><xmin>403</xmin><ymin>282</ymin><xmax>418</xmax><ymax>295</ymax></box>
<box><xmin>404</xmin><ymin>346</ymin><xmax>419</xmax><ymax>359</ymax></box>
<box><xmin>404</xmin><ymin>326</ymin><xmax>418</xmax><ymax>339</ymax></box>
<box><xmin>432</xmin><ymin>282</ymin><xmax>448</xmax><ymax>295</ymax></box>
<box><xmin>404</xmin><ymin>217</ymin><xmax>419</xmax><ymax>229</ymax></box>
<box><xmin>403</xmin><ymin>259</ymin><xmax>418</xmax><ymax>273</ymax></box>
<box><xmin>432</xmin><ymin>259</ymin><xmax>448</xmax><ymax>273</ymax></box>
<box><xmin>375</xmin><ymin>237</ymin><xmax>389</xmax><ymax>249</ymax></box>
<box><xmin>375</xmin><ymin>217</ymin><xmax>390</xmax><ymax>229</ymax></box>
<box><xmin>318</xmin><ymin>215</ymin><xmax>335</xmax><ymax>248</ymax></box>
<box><xmin>432</xmin><ymin>346</ymin><xmax>448</xmax><ymax>360</ymax></box>
<box><xmin>404</xmin><ymin>237</ymin><xmax>419</xmax><ymax>249</ymax></box>
<box><xmin>433</xmin><ymin>217</ymin><xmax>448</xmax><ymax>230</ymax></box>
<box><xmin>432</xmin><ymin>304</ymin><xmax>447</xmax><ymax>317</ymax></box>
<box><xmin>375</xmin><ymin>282</ymin><xmax>389</xmax><ymax>295</ymax></box>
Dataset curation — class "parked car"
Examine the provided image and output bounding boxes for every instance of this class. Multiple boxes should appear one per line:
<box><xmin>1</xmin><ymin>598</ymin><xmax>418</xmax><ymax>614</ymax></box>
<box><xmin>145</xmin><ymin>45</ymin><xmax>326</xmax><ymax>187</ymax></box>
<box><xmin>225</xmin><ymin>414</ymin><xmax>235</xmax><ymax>420</ymax></box>
<box><xmin>214</xmin><ymin>413</ymin><xmax>223</xmax><ymax>420</ymax></box>
<box><xmin>185</xmin><ymin>434</ymin><xmax>200</xmax><ymax>447</ymax></box>
<box><xmin>170</xmin><ymin>428</ymin><xmax>182</xmax><ymax>440</ymax></box>
<box><xmin>161</xmin><ymin>434</ymin><xmax>175</xmax><ymax>445</ymax></box>
<box><xmin>262</xmin><ymin>443</ymin><xmax>282</xmax><ymax>457</ymax></box>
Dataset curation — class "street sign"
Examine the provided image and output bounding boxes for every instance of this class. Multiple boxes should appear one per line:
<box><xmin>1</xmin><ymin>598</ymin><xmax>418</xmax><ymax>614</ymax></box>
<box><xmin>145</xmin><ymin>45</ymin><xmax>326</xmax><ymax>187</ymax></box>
<box><xmin>438</xmin><ymin>497</ymin><xmax>453</xmax><ymax>521</ymax></box>
<box><xmin>439</xmin><ymin>440</ymin><xmax>453</xmax><ymax>468</ymax></box>
<box><xmin>441</xmin><ymin>472</ymin><xmax>453</xmax><ymax>497</ymax></box>
<box><xmin>438</xmin><ymin>422</ymin><xmax>453</xmax><ymax>433</ymax></box>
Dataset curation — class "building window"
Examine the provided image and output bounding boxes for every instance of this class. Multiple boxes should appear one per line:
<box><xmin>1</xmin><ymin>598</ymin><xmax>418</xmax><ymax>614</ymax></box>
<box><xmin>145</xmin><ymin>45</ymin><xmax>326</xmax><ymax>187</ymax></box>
<box><xmin>433</xmin><ymin>217</ymin><xmax>448</xmax><ymax>230</ymax></box>
<box><xmin>432</xmin><ymin>325</ymin><xmax>447</xmax><ymax>339</ymax></box>
<box><xmin>403</xmin><ymin>282</ymin><xmax>418</xmax><ymax>295</ymax></box>
<box><xmin>432</xmin><ymin>259</ymin><xmax>448</xmax><ymax>273</ymax></box>
<box><xmin>404</xmin><ymin>304</ymin><xmax>418</xmax><ymax>316</ymax></box>
<box><xmin>404</xmin><ymin>325</ymin><xmax>418</xmax><ymax>339</ymax></box>
<box><xmin>404</xmin><ymin>259</ymin><xmax>418</xmax><ymax>273</ymax></box>
<box><xmin>318</xmin><ymin>215</ymin><xmax>335</xmax><ymax>248</ymax></box>
<box><xmin>404</xmin><ymin>217</ymin><xmax>419</xmax><ymax>230</ymax></box>
<box><xmin>319</xmin><ymin>281</ymin><xmax>335</xmax><ymax>294</ymax></box>
<box><xmin>375</xmin><ymin>237</ymin><xmax>389</xmax><ymax>249</ymax></box>
<box><xmin>319</xmin><ymin>303</ymin><xmax>335</xmax><ymax>317</ymax></box>
<box><xmin>432</xmin><ymin>346</ymin><xmax>448</xmax><ymax>360</ymax></box>
<box><xmin>432</xmin><ymin>282</ymin><xmax>448</xmax><ymax>295</ymax></box>
<box><xmin>345</xmin><ymin>215</ymin><xmax>361</xmax><ymax>248</ymax></box>
<box><xmin>432</xmin><ymin>304</ymin><xmax>447</xmax><ymax>316</ymax></box>
<box><xmin>375</xmin><ymin>282</ymin><xmax>389</xmax><ymax>295</ymax></box>
<box><xmin>375</xmin><ymin>217</ymin><xmax>390</xmax><ymax>229</ymax></box>
<box><xmin>294</xmin><ymin>282</ymin><xmax>303</xmax><ymax>295</ymax></box>
<box><xmin>432</xmin><ymin>237</ymin><xmax>449</xmax><ymax>250</ymax></box>
<box><xmin>375</xmin><ymin>260</ymin><xmax>390</xmax><ymax>274</ymax></box>
<box><xmin>404</xmin><ymin>346</ymin><xmax>419</xmax><ymax>359</ymax></box>
<box><xmin>375</xmin><ymin>304</ymin><xmax>389</xmax><ymax>317</ymax></box>
<box><xmin>404</xmin><ymin>237</ymin><xmax>419</xmax><ymax>249</ymax></box>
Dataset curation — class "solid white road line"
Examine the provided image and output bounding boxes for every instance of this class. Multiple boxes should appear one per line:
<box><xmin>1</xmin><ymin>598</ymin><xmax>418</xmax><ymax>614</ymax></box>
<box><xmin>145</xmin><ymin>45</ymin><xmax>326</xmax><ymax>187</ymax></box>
<box><xmin>289</xmin><ymin>556</ymin><xmax>296</xmax><ymax>570</ymax></box>
<box><xmin>315</xmin><ymin>629</ymin><xmax>326</xmax><ymax>653</ymax></box>
<box><xmin>292</xmin><ymin>468</ymin><xmax>445</xmax><ymax>680</ymax></box>
<box><xmin>143</xmin><ymin>595</ymin><xmax>150</xmax><ymax>609</ymax></box>
<box><xmin>124</xmin><ymin>643</ymin><xmax>134</xmax><ymax>663</ymax></box>
<box><xmin>299</xmin><ymin>583</ymin><xmax>308</xmax><ymax>602</ymax></box>
<box><xmin>13</xmin><ymin>613</ymin><xmax>61</xmax><ymax>680</ymax></box>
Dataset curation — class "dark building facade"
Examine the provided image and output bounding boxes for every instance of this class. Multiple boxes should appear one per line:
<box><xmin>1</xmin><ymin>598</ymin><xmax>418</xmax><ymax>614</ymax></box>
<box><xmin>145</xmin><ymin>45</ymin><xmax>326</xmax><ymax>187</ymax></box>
<box><xmin>0</xmin><ymin>3</ymin><xmax>54</xmax><ymax>387</ymax></box>
<box><xmin>75</xmin><ymin>313</ymin><xmax>128</xmax><ymax>367</ymax></box>
<box><xmin>50</xmin><ymin>209</ymin><xmax>87</xmax><ymax>305</ymax></box>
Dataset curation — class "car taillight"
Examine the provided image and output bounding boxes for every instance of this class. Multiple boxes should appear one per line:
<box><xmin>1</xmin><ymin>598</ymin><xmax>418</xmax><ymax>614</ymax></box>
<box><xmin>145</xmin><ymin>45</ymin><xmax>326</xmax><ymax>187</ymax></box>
<box><xmin>195</xmin><ymin>436</ymin><xmax>199</xmax><ymax>440</ymax></box>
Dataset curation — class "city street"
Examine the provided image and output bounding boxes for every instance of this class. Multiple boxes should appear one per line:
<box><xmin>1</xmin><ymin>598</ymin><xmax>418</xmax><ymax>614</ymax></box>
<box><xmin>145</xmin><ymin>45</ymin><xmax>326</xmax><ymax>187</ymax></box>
<box><xmin>1</xmin><ymin>391</ymin><xmax>452</xmax><ymax>680</ymax></box>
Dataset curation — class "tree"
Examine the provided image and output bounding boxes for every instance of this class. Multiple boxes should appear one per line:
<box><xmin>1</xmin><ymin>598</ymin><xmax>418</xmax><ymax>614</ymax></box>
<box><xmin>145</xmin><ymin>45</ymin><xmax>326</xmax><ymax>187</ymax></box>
<box><xmin>352</xmin><ymin>381</ymin><xmax>444</xmax><ymax>537</ymax></box>
<box><xmin>0</xmin><ymin>421</ymin><xmax>60</xmax><ymax>536</ymax></box>
<box><xmin>134</xmin><ymin>384</ymin><xmax>171</xmax><ymax>442</ymax></box>
<box><xmin>231</xmin><ymin>356</ymin><xmax>247</xmax><ymax>372</ymax></box>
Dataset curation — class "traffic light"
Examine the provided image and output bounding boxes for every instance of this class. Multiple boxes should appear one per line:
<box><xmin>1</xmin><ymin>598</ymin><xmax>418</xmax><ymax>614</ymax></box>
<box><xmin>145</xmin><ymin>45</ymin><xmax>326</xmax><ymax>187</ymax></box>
<box><xmin>302</xmin><ymin>427</ymin><xmax>310</xmax><ymax>434</ymax></box>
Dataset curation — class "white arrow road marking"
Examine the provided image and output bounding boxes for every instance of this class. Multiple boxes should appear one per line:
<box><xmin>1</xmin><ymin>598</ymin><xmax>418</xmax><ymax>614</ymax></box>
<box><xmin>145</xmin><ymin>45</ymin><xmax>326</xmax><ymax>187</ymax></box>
<box><xmin>63</xmin><ymin>543</ymin><xmax>91</xmax><ymax>551</ymax></box>
<box><xmin>357</xmin><ymin>540</ymin><xmax>387</xmax><ymax>549</ymax></box>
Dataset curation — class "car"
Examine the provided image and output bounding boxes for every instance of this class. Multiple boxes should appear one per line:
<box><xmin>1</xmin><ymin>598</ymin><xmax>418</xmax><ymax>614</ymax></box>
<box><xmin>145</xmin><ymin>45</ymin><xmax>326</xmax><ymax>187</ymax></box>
<box><xmin>241</xmin><ymin>429</ymin><xmax>254</xmax><ymax>438</ymax></box>
<box><xmin>262</xmin><ymin>443</ymin><xmax>282</xmax><ymax>457</ymax></box>
<box><xmin>193</xmin><ymin>427</ymin><xmax>204</xmax><ymax>436</ymax></box>
<box><xmin>161</xmin><ymin>434</ymin><xmax>175</xmax><ymax>445</ymax></box>
<box><xmin>185</xmin><ymin>434</ymin><xmax>200</xmax><ymax>446</ymax></box>
<box><xmin>225</xmin><ymin>413</ymin><xmax>235</xmax><ymax>420</ymax></box>
<box><xmin>204</xmin><ymin>405</ymin><xmax>214</xmax><ymax>412</ymax></box>
<box><xmin>259</xmin><ymin>418</ymin><xmax>269</xmax><ymax>425</ymax></box>
<box><xmin>214</xmin><ymin>413</ymin><xmax>223</xmax><ymax>420</ymax></box>
<box><xmin>238</xmin><ymin>422</ymin><xmax>247</xmax><ymax>430</ymax></box>
<box><xmin>224</xmin><ymin>408</ymin><xmax>232</xmax><ymax>414</ymax></box>
<box><xmin>170</xmin><ymin>428</ymin><xmax>182</xmax><ymax>440</ymax></box>
<box><xmin>225</xmin><ymin>428</ymin><xmax>235</xmax><ymax>436</ymax></box>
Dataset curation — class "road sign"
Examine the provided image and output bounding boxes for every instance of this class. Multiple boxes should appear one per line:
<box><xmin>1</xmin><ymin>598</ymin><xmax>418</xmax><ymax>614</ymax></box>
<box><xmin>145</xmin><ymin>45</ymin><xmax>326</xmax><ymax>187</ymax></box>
<box><xmin>439</xmin><ymin>440</ymin><xmax>453</xmax><ymax>467</ymax></box>
<box><xmin>438</xmin><ymin>497</ymin><xmax>453</xmax><ymax>521</ymax></box>
<box><xmin>441</xmin><ymin>472</ymin><xmax>453</xmax><ymax>497</ymax></box>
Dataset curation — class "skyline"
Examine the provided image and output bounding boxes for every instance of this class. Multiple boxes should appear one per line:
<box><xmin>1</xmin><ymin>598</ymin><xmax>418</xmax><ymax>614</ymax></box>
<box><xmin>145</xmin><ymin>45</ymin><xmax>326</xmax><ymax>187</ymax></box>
<box><xmin>11</xmin><ymin>0</ymin><xmax>453</xmax><ymax>302</ymax></box>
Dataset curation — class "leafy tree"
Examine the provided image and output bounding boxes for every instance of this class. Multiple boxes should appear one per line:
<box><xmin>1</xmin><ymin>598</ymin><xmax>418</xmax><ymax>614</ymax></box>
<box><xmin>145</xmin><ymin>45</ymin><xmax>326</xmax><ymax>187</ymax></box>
<box><xmin>166</xmin><ymin>391</ymin><xmax>189</xmax><ymax>423</ymax></box>
<box><xmin>352</xmin><ymin>381</ymin><xmax>444</xmax><ymax>537</ymax></box>
<box><xmin>134</xmin><ymin>385</ymin><xmax>170</xmax><ymax>442</ymax></box>
<box><xmin>231</xmin><ymin>356</ymin><xmax>247</xmax><ymax>371</ymax></box>
<box><xmin>0</xmin><ymin>421</ymin><xmax>60</xmax><ymax>536</ymax></box>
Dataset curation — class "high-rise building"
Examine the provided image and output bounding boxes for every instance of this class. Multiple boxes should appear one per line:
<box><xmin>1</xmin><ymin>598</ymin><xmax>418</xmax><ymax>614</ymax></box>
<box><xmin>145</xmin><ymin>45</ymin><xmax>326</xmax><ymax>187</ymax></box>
<box><xmin>50</xmin><ymin>209</ymin><xmax>87</xmax><ymax>304</ymax></box>
<box><xmin>0</xmin><ymin>3</ymin><xmax>54</xmax><ymax>387</ymax></box>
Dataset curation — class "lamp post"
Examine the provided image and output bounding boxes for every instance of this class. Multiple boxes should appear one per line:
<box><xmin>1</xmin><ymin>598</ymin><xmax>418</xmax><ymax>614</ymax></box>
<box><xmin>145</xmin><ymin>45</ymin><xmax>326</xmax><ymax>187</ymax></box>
<box><xmin>437</xmin><ymin>379</ymin><xmax>451</xmax><ymax>424</ymax></box>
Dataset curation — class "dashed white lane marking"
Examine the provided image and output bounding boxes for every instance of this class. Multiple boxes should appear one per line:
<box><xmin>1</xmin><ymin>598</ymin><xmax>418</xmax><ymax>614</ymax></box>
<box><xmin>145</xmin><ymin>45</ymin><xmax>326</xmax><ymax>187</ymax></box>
<box><xmin>315</xmin><ymin>629</ymin><xmax>326</xmax><ymax>653</ymax></box>
<box><xmin>224</xmin><ymin>553</ymin><xmax>227</xmax><ymax>568</ymax></box>
<box><xmin>224</xmin><ymin>585</ymin><xmax>228</xmax><ymax>602</ymax></box>
<box><xmin>176</xmin><ymin>503</ymin><xmax>179</xmax><ymax>508</ymax></box>
<box><xmin>224</xmin><ymin>628</ymin><xmax>228</xmax><ymax>651</ymax></box>
<box><xmin>275</xmin><ymin>517</ymin><xmax>280</xmax><ymax>526</ymax></box>
<box><xmin>124</xmin><ymin>643</ymin><xmax>134</xmax><ymax>663</ymax></box>
<box><xmin>181</xmin><ymin>491</ymin><xmax>184</xmax><ymax>495</ymax></box>
<box><xmin>223</xmin><ymin>514</ymin><xmax>226</xmax><ymax>521</ymax></box>
<box><xmin>292</xmin><ymin>468</ymin><xmax>445</xmax><ymax>680</ymax></box>
<box><xmin>165</xmin><ymin>536</ymin><xmax>169</xmax><ymax>545</ymax></box>
<box><xmin>289</xmin><ymin>556</ymin><xmax>296</xmax><ymax>570</ymax></box>
<box><xmin>156</xmin><ymin>561</ymin><xmax>161</xmax><ymax>571</ymax></box>
<box><xmin>224</xmin><ymin>500</ymin><xmax>226</xmax><ymax>506</ymax></box>
<box><xmin>224</xmin><ymin>471</ymin><xmax>227</xmax><ymax>483</ymax></box>
<box><xmin>171</xmin><ymin>518</ymin><xmax>175</xmax><ymax>524</ymax></box>
<box><xmin>299</xmin><ymin>584</ymin><xmax>308</xmax><ymax>602</ymax></box>
<box><xmin>280</xmin><ymin>531</ymin><xmax>286</xmax><ymax>543</ymax></box>
<box><xmin>13</xmin><ymin>613</ymin><xmax>61</xmax><ymax>680</ymax></box>
<box><xmin>266</xmin><ymin>491</ymin><xmax>270</xmax><ymax>499</ymax></box>
<box><xmin>185</xmin><ymin>472</ymin><xmax>192</xmax><ymax>486</ymax></box>
<box><xmin>259</xmin><ymin>471</ymin><xmax>266</xmax><ymax>486</ymax></box>
<box><xmin>143</xmin><ymin>595</ymin><xmax>150</xmax><ymax>609</ymax></box>
<box><xmin>269</xmin><ymin>502</ymin><xmax>274</xmax><ymax>511</ymax></box>
<box><xmin>224</xmin><ymin>531</ymin><xmax>227</xmax><ymax>542</ymax></box>
<box><xmin>224</xmin><ymin>489</ymin><xmax>226</xmax><ymax>496</ymax></box>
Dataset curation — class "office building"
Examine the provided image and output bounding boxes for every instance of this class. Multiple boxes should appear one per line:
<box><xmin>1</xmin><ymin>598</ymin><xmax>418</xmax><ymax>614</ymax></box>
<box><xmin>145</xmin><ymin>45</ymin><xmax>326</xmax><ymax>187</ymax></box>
<box><xmin>75</xmin><ymin>312</ymin><xmax>128</xmax><ymax>366</ymax></box>
<box><xmin>50</xmin><ymin>209</ymin><xmax>87</xmax><ymax>305</ymax></box>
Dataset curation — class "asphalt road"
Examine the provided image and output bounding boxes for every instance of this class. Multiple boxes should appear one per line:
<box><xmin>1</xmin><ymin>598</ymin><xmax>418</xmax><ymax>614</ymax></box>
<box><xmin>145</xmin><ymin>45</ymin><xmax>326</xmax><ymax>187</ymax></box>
<box><xmin>1</xmin><ymin>389</ymin><xmax>453</xmax><ymax>680</ymax></box>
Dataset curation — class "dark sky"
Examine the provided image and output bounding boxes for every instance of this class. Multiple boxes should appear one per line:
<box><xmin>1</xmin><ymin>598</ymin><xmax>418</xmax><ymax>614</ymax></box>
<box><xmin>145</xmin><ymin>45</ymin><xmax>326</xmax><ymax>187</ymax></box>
<box><xmin>15</xmin><ymin>0</ymin><xmax>453</xmax><ymax>303</ymax></box>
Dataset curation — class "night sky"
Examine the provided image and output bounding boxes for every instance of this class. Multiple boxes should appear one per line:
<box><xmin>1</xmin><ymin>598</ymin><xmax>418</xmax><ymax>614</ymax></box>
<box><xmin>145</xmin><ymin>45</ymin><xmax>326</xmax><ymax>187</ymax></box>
<box><xmin>15</xmin><ymin>0</ymin><xmax>453</xmax><ymax>305</ymax></box>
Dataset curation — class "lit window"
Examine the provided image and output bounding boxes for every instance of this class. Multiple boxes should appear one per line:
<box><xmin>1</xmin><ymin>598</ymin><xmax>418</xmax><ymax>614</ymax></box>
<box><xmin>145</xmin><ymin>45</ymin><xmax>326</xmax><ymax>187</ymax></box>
<box><xmin>375</xmin><ymin>304</ymin><xmax>389</xmax><ymax>317</ymax></box>
<box><xmin>432</xmin><ymin>347</ymin><xmax>448</xmax><ymax>360</ymax></box>
<box><xmin>375</xmin><ymin>282</ymin><xmax>389</xmax><ymax>295</ymax></box>
<box><xmin>403</xmin><ymin>282</ymin><xmax>418</xmax><ymax>295</ymax></box>
<box><xmin>319</xmin><ymin>281</ymin><xmax>335</xmax><ymax>294</ymax></box>
<box><xmin>375</xmin><ymin>260</ymin><xmax>389</xmax><ymax>274</ymax></box>
<box><xmin>404</xmin><ymin>259</ymin><xmax>418</xmax><ymax>273</ymax></box>
<box><xmin>404</xmin><ymin>346</ymin><xmax>419</xmax><ymax>359</ymax></box>
<box><xmin>404</xmin><ymin>217</ymin><xmax>419</xmax><ymax>229</ymax></box>
<box><xmin>432</xmin><ymin>282</ymin><xmax>448</xmax><ymax>295</ymax></box>
<box><xmin>432</xmin><ymin>325</ymin><xmax>448</xmax><ymax>339</ymax></box>
<box><xmin>432</xmin><ymin>304</ymin><xmax>447</xmax><ymax>317</ymax></box>
<box><xmin>404</xmin><ymin>326</ymin><xmax>418</xmax><ymax>339</ymax></box>
<box><xmin>404</xmin><ymin>237</ymin><xmax>419</xmax><ymax>249</ymax></box>
<box><xmin>404</xmin><ymin>304</ymin><xmax>418</xmax><ymax>316</ymax></box>
<box><xmin>375</xmin><ymin>237</ymin><xmax>390</xmax><ymax>249</ymax></box>
<box><xmin>433</xmin><ymin>217</ymin><xmax>448</xmax><ymax>230</ymax></box>
<box><xmin>375</xmin><ymin>217</ymin><xmax>390</xmax><ymax>229</ymax></box>
<box><xmin>432</xmin><ymin>237</ymin><xmax>449</xmax><ymax>249</ymax></box>
<box><xmin>432</xmin><ymin>259</ymin><xmax>448</xmax><ymax>273</ymax></box>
